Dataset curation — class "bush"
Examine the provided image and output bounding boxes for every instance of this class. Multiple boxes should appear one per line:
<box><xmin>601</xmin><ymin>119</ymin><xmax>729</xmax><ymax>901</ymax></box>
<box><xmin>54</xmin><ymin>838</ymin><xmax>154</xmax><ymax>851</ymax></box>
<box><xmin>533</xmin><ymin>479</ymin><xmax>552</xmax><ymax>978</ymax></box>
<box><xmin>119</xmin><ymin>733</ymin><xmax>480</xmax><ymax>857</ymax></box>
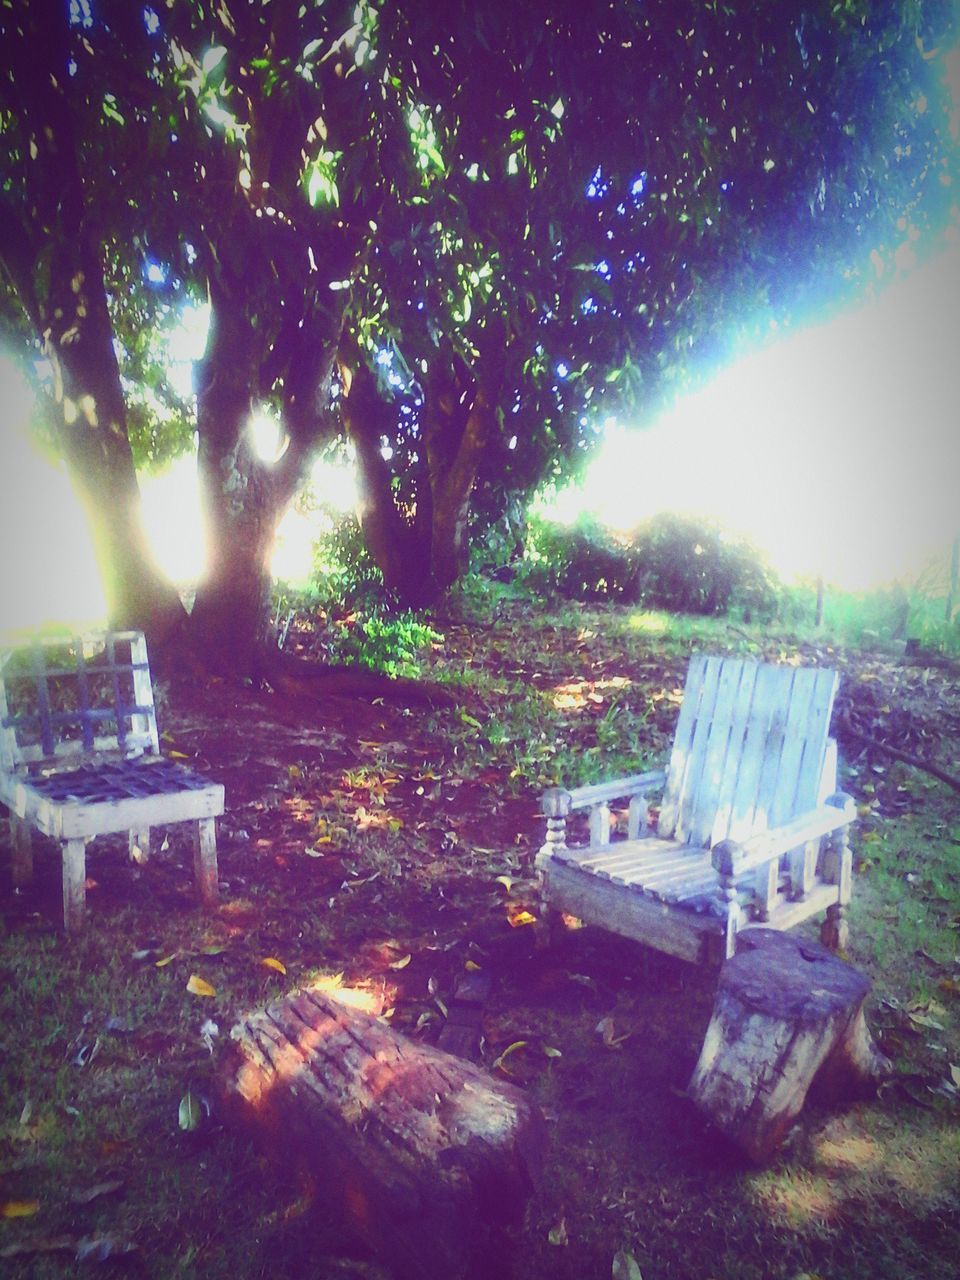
<box><xmin>629</xmin><ymin>514</ymin><xmax>780</xmax><ymax>617</ymax></box>
<box><xmin>518</xmin><ymin>510</ymin><xmax>779</xmax><ymax>616</ymax></box>
<box><xmin>521</xmin><ymin>513</ymin><xmax>636</xmax><ymax>600</ymax></box>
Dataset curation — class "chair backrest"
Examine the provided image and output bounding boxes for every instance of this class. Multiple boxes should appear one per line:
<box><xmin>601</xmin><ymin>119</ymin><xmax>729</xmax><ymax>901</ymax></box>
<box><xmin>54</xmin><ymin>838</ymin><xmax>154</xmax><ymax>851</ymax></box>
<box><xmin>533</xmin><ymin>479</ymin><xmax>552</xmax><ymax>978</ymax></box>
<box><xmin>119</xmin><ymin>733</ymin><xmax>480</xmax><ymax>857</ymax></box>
<box><xmin>0</xmin><ymin>631</ymin><xmax>160</xmax><ymax>773</ymax></box>
<box><xmin>657</xmin><ymin>655</ymin><xmax>838</xmax><ymax>849</ymax></box>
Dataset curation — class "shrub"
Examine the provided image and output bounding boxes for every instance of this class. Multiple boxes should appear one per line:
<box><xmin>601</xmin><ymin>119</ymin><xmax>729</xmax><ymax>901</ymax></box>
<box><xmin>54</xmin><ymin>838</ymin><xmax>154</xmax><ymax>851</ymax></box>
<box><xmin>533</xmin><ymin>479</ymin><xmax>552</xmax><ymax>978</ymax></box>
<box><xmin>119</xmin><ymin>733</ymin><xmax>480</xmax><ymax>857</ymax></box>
<box><xmin>518</xmin><ymin>510</ymin><xmax>779</xmax><ymax>615</ymax></box>
<box><xmin>629</xmin><ymin>514</ymin><xmax>780</xmax><ymax>617</ymax></box>
<box><xmin>521</xmin><ymin>513</ymin><xmax>636</xmax><ymax>600</ymax></box>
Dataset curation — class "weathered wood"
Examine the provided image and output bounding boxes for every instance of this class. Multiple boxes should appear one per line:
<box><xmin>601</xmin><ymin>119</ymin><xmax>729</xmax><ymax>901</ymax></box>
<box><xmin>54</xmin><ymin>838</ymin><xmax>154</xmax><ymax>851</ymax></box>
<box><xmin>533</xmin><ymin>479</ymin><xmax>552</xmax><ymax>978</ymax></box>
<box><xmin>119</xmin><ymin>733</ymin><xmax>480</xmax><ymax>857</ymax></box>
<box><xmin>62</xmin><ymin>838</ymin><xmax>87</xmax><ymax>933</ymax></box>
<box><xmin>539</xmin><ymin>657</ymin><xmax>856</xmax><ymax>965</ymax></box>
<box><xmin>193</xmin><ymin>817</ymin><xmax>219</xmax><ymax>907</ymax></box>
<box><xmin>0</xmin><ymin>631</ymin><xmax>224</xmax><ymax>930</ymax></box>
<box><xmin>436</xmin><ymin>969</ymin><xmax>493</xmax><ymax>1061</ymax></box>
<box><xmin>9</xmin><ymin>812</ymin><xmax>33</xmax><ymax>887</ymax></box>
<box><xmin>688</xmin><ymin>930</ymin><xmax>889</xmax><ymax>1163</ymax></box>
<box><xmin>220</xmin><ymin>988</ymin><xmax>545</xmax><ymax>1280</ymax></box>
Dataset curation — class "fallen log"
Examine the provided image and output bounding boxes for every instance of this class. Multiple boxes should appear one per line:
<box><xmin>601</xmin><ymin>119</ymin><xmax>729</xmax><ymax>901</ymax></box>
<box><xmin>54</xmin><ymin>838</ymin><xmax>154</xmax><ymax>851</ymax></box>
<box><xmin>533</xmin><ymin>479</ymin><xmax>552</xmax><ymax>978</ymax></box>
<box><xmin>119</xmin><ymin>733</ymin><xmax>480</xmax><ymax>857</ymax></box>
<box><xmin>688</xmin><ymin>929</ymin><xmax>890</xmax><ymax>1164</ymax></box>
<box><xmin>219</xmin><ymin>987</ymin><xmax>545</xmax><ymax>1280</ymax></box>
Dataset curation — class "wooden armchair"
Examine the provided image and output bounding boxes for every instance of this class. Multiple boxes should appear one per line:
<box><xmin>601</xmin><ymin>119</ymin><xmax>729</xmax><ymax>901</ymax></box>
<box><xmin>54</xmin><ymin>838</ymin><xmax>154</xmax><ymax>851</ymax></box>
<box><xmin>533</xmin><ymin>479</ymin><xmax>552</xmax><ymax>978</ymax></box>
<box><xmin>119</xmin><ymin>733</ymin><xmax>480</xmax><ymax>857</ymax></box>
<box><xmin>537</xmin><ymin>655</ymin><xmax>856</xmax><ymax>965</ymax></box>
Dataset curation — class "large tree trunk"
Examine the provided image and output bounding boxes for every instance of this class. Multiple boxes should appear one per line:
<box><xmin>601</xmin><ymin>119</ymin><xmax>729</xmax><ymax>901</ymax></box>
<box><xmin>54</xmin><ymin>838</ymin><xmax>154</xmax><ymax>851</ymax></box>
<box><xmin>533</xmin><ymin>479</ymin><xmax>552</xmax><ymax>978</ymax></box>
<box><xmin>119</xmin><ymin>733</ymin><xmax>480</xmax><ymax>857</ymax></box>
<box><xmin>340</xmin><ymin>347</ymin><xmax>499</xmax><ymax>608</ymax></box>
<box><xmin>41</xmin><ymin>239</ymin><xmax>185</xmax><ymax>642</ymax></box>
<box><xmin>188</xmin><ymin>260</ymin><xmax>347</xmax><ymax>672</ymax></box>
<box><xmin>0</xmin><ymin>3</ymin><xmax>184</xmax><ymax>644</ymax></box>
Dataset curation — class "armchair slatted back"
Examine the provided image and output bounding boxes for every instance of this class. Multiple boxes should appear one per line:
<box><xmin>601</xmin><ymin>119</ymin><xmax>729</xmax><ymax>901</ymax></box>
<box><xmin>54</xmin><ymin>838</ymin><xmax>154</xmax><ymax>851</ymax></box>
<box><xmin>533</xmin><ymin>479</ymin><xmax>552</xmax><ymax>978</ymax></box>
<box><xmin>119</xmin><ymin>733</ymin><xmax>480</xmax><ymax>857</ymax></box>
<box><xmin>658</xmin><ymin>656</ymin><xmax>838</xmax><ymax>849</ymax></box>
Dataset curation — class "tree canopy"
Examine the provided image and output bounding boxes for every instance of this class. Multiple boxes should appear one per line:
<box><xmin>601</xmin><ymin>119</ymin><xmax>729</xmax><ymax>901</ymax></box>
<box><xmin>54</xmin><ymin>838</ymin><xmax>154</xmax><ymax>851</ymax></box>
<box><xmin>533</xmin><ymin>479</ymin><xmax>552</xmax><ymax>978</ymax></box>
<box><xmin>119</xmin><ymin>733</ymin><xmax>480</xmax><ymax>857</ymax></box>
<box><xmin>1</xmin><ymin>0</ymin><xmax>957</xmax><ymax>664</ymax></box>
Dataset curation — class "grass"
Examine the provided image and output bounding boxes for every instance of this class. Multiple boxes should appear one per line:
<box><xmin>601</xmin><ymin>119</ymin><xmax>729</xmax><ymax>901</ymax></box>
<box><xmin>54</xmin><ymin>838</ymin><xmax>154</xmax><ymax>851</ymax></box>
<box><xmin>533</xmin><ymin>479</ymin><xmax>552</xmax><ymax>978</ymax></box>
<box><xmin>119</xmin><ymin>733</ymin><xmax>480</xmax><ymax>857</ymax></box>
<box><xmin>1</xmin><ymin>597</ymin><xmax>958</xmax><ymax>1278</ymax></box>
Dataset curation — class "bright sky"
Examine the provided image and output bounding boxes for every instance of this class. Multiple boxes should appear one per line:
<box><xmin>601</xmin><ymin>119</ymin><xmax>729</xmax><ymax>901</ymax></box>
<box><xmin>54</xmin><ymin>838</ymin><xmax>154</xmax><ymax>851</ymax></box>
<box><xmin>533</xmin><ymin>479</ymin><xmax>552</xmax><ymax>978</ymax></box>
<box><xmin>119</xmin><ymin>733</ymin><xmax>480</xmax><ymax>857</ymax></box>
<box><xmin>547</xmin><ymin>244</ymin><xmax>960</xmax><ymax>590</ymax></box>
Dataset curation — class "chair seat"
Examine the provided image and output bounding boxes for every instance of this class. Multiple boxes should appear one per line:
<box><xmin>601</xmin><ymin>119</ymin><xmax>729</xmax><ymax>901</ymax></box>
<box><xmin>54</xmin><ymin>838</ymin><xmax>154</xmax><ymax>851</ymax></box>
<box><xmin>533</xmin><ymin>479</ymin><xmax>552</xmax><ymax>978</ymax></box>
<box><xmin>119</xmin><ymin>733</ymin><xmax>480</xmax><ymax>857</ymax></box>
<box><xmin>553</xmin><ymin>837</ymin><xmax>721</xmax><ymax>910</ymax></box>
<box><xmin>2</xmin><ymin>757</ymin><xmax>224</xmax><ymax>841</ymax></box>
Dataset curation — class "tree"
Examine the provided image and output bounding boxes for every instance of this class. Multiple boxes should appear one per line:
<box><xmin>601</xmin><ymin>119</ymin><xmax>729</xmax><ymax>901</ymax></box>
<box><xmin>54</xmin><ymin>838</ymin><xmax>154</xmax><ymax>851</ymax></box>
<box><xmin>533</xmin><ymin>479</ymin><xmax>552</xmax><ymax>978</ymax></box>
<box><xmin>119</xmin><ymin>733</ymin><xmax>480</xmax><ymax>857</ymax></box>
<box><xmin>0</xmin><ymin>0</ymin><xmax>186</xmax><ymax>640</ymax></box>
<box><xmin>2</xmin><ymin>1</ymin><xmax>957</xmax><ymax>661</ymax></box>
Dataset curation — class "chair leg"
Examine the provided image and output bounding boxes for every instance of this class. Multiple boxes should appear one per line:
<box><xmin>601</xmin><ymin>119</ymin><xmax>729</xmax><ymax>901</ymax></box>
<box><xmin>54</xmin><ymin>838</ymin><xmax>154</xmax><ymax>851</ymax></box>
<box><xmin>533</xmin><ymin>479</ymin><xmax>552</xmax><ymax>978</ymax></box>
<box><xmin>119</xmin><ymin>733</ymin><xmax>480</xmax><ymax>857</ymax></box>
<box><xmin>10</xmin><ymin>814</ymin><xmax>34</xmax><ymax>889</ymax></box>
<box><xmin>820</xmin><ymin>902</ymin><xmax>849</xmax><ymax>952</ymax></box>
<box><xmin>193</xmin><ymin>817</ymin><xmax>219</xmax><ymax>907</ymax></box>
<box><xmin>129</xmin><ymin>827</ymin><xmax>151</xmax><ymax>863</ymax></box>
<box><xmin>62</xmin><ymin>838</ymin><xmax>87</xmax><ymax>933</ymax></box>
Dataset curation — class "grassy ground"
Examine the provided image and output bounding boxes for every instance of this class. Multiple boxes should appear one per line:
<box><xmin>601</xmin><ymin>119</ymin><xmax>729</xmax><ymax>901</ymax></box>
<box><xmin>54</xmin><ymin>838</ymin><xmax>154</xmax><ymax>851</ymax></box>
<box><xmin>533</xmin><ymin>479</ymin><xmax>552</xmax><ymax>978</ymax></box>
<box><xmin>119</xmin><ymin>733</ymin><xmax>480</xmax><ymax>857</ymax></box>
<box><xmin>1</xmin><ymin>599</ymin><xmax>958</xmax><ymax>1278</ymax></box>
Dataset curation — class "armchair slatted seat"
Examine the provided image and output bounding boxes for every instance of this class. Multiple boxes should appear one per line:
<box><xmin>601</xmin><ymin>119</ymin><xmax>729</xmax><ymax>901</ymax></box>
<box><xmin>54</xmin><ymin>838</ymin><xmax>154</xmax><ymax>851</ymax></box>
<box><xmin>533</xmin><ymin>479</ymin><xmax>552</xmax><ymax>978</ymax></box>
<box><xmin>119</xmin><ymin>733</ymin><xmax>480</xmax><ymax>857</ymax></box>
<box><xmin>1</xmin><ymin>631</ymin><xmax>224</xmax><ymax>932</ymax></box>
<box><xmin>537</xmin><ymin>655</ymin><xmax>856</xmax><ymax>965</ymax></box>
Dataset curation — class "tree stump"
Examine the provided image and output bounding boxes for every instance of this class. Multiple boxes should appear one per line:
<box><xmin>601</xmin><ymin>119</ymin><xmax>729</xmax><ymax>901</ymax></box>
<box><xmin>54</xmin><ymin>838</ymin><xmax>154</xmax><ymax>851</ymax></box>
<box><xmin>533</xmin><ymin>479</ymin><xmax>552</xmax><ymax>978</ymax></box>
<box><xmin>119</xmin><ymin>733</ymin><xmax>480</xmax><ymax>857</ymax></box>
<box><xmin>219</xmin><ymin>987</ymin><xmax>545</xmax><ymax>1280</ymax></box>
<box><xmin>688</xmin><ymin>929</ymin><xmax>890</xmax><ymax>1164</ymax></box>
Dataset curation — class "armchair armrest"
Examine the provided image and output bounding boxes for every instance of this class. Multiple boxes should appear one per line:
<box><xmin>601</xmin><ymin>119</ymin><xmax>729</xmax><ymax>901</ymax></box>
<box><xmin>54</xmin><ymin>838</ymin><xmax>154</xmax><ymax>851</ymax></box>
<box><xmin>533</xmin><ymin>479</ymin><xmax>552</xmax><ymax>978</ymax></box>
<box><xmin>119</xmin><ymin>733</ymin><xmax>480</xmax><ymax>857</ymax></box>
<box><xmin>712</xmin><ymin>793</ymin><xmax>857</xmax><ymax>879</ymax></box>
<box><xmin>541</xmin><ymin>771</ymin><xmax>666</xmax><ymax>858</ymax></box>
<box><xmin>544</xmin><ymin>771</ymin><xmax>667</xmax><ymax>818</ymax></box>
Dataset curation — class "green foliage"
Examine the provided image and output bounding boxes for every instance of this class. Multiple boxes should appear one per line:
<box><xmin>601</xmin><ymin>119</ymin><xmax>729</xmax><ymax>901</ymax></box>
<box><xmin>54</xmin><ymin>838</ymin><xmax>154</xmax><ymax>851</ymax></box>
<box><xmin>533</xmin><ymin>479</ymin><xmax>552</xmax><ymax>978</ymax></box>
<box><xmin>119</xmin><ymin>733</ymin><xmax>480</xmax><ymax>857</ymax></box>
<box><xmin>780</xmin><ymin>581</ymin><xmax>960</xmax><ymax>656</ymax></box>
<box><xmin>308</xmin><ymin>512</ymin><xmax>386</xmax><ymax>615</ymax></box>
<box><xmin>324</xmin><ymin>611</ymin><xmax>443</xmax><ymax>679</ymax></box>
<box><xmin>518</xmin><ymin>511</ymin><xmax>779</xmax><ymax>616</ymax></box>
<box><xmin>630</xmin><ymin>514</ymin><xmax>780</xmax><ymax>618</ymax></box>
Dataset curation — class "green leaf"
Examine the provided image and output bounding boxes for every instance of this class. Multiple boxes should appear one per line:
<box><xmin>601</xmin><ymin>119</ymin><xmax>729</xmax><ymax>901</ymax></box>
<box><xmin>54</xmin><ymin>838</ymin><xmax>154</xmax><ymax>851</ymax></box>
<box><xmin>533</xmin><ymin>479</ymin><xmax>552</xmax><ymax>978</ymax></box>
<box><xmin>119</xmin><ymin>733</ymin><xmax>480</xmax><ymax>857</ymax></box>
<box><xmin>178</xmin><ymin>1091</ymin><xmax>202</xmax><ymax>1132</ymax></box>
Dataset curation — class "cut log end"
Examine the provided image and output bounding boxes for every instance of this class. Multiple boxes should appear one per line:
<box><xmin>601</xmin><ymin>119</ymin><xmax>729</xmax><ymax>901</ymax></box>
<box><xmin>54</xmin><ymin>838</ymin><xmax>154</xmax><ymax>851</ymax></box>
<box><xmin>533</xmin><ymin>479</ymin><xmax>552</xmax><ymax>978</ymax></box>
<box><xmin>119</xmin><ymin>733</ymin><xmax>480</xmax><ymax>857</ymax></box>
<box><xmin>689</xmin><ymin>929</ymin><xmax>890</xmax><ymax>1164</ymax></box>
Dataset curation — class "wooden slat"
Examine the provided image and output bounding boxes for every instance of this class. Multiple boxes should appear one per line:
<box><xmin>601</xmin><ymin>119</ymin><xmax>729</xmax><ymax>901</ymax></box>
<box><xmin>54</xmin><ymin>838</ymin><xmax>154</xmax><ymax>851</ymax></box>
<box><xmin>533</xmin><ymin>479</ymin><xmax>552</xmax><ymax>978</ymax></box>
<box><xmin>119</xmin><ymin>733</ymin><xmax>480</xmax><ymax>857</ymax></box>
<box><xmin>707</xmin><ymin>661</ymin><xmax>759</xmax><ymax>846</ymax></box>
<box><xmin>768</xmin><ymin>667</ymin><xmax>816</xmax><ymax>828</ymax></box>
<box><xmin>130</xmin><ymin>632</ymin><xmax>160</xmax><ymax>755</ymax></box>
<box><xmin>724</xmin><ymin>662</ymin><xmax>787</xmax><ymax>843</ymax></box>
<box><xmin>747</xmin><ymin>667</ymin><xmax>796</xmax><ymax>834</ymax></box>
<box><xmin>39</xmin><ymin>782</ymin><xmax>224</xmax><ymax>840</ymax></box>
<box><xmin>544</xmin><ymin>861</ymin><xmax>718</xmax><ymax>963</ymax></box>
<box><xmin>685</xmin><ymin>659</ymin><xmax>748</xmax><ymax>848</ymax></box>
<box><xmin>566</xmin><ymin>770</ymin><xmax>666</xmax><ymax>810</ymax></box>
<box><xmin>662</xmin><ymin>655</ymin><xmax>723</xmax><ymax>841</ymax></box>
<box><xmin>784</xmin><ymin>669</ymin><xmax>837</xmax><ymax>820</ymax></box>
<box><xmin>31</xmin><ymin>643</ymin><xmax>56</xmax><ymax>759</ymax></box>
<box><xmin>556</xmin><ymin>834</ymin><xmax>676</xmax><ymax>864</ymax></box>
<box><xmin>719</xmin><ymin>803</ymin><xmax>855</xmax><ymax>876</ymax></box>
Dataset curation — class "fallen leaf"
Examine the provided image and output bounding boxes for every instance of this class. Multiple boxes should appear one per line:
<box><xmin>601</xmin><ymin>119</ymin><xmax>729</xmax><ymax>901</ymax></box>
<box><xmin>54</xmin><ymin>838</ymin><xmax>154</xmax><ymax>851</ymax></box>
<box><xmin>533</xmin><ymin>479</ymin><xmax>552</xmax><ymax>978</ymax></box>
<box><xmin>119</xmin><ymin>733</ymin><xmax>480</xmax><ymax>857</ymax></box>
<box><xmin>1</xmin><ymin>1199</ymin><xmax>40</xmax><ymax>1219</ymax></box>
<box><xmin>261</xmin><ymin>957</ymin><xmax>287</xmax><ymax>975</ymax></box>
<box><xmin>460</xmin><ymin>712</ymin><xmax>482</xmax><ymax>729</ymax></box>
<box><xmin>178</xmin><ymin>1090</ymin><xmax>202</xmax><ymax>1132</ymax></box>
<box><xmin>0</xmin><ymin>1236</ymin><xmax>75</xmax><ymax>1260</ymax></box>
<box><xmin>548</xmin><ymin>1216</ymin><xmax>569</xmax><ymax>1246</ymax></box>
<box><xmin>389</xmin><ymin>954</ymin><xmax>412</xmax><ymax>970</ymax></box>
<box><xmin>69</xmin><ymin>1179</ymin><xmax>124</xmax><ymax>1206</ymax></box>
<box><xmin>951</xmin><ymin>1063</ymin><xmax>960</xmax><ymax>1087</ymax></box>
<box><xmin>154</xmin><ymin>953</ymin><xmax>177</xmax><ymax>968</ymax></box>
<box><xmin>508</xmin><ymin>909</ymin><xmax>537</xmax><ymax>929</ymax></box>
<box><xmin>596</xmin><ymin>1016</ymin><xmax>631</xmax><ymax>1049</ymax></box>
<box><xmin>908</xmin><ymin>1012</ymin><xmax>945</xmax><ymax>1031</ymax></box>
<box><xmin>168</xmin><ymin>749</ymin><xmax>191</xmax><ymax>760</ymax></box>
<box><xmin>465</xmin><ymin>959</ymin><xmax>482</xmax><ymax>972</ymax></box>
<box><xmin>74</xmin><ymin>1235</ymin><xmax>138</xmax><ymax>1262</ymax></box>
<box><xmin>494</xmin><ymin>875</ymin><xmax>515</xmax><ymax>891</ymax></box>
<box><xmin>612</xmin><ymin>1249</ymin><xmax>643</xmax><ymax>1280</ymax></box>
<box><xmin>186</xmin><ymin>975</ymin><xmax>216</xmax><ymax>998</ymax></box>
<box><xmin>543</xmin><ymin>1045</ymin><xmax>563</xmax><ymax>1058</ymax></box>
<box><xmin>492</xmin><ymin>1040</ymin><xmax>528</xmax><ymax>1074</ymax></box>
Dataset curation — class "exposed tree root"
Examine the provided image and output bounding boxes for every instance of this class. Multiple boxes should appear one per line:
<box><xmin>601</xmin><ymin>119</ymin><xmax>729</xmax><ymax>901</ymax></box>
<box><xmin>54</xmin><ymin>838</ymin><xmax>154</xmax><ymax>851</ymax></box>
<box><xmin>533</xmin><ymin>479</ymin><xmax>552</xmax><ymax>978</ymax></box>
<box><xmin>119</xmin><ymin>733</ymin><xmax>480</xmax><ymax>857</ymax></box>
<box><xmin>265</xmin><ymin>650</ymin><xmax>459</xmax><ymax>709</ymax></box>
<box><xmin>839</xmin><ymin>712</ymin><xmax>960</xmax><ymax>794</ymax></box>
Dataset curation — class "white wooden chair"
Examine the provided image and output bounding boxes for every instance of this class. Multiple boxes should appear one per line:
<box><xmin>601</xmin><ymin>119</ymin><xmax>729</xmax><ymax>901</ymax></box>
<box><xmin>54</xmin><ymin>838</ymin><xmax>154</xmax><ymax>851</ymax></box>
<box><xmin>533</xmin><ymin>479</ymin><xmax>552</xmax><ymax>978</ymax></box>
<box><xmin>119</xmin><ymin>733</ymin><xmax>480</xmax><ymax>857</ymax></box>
<box><xmin>537</xmin><ymin>655</ymin><xmax>856</xmax><ymax>965</ymax></box>
<box><xmin>0</xmin><ymin>631</ymin><xmax>224</xmax><ymax>932</ymax></box>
